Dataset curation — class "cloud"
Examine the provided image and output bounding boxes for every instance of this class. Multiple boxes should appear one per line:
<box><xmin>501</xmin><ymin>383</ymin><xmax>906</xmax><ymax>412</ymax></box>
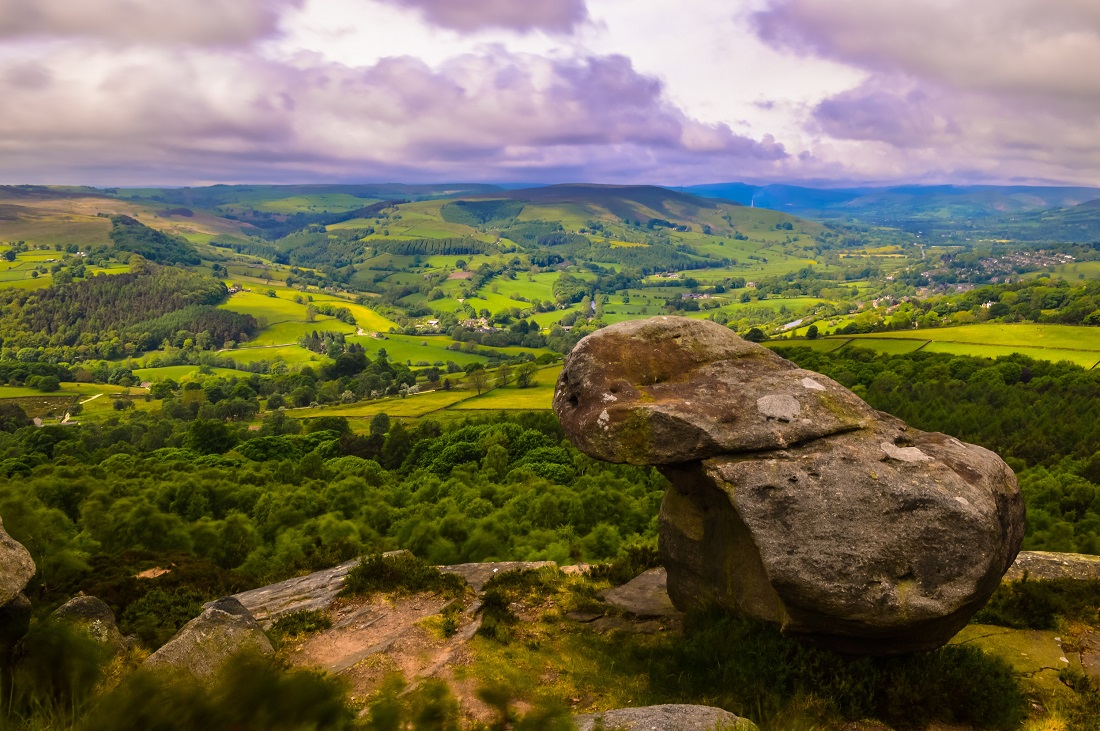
<box><xmin>749</xmin><ymin>0</ymin><xmax>1100</xmax><ymax>184</ymax></box>
<box><xmin>753</xmin><ymin>0</ymin><xmax>1100</xmax><ymax>101</ymax></box>
<box><xmin>374</xmin><ymin>0</ymin><xmax>589</xmax><ymax>33</ymax></box>
<box><xmin>0</xmin><ymin>45</ymin><xmax>787</xmax><ymax>185</ymax></box>
<box><xmin>0</xmin><ymin>0</ymin><xmax>302</xmax><ymax>45</ymax></box>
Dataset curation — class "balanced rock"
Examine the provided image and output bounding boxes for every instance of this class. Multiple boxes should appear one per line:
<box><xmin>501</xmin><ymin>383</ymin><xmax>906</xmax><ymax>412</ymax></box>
<box><xmin>1</xmin><ymin>515</ymin><xmax>35</xmax><ymax>607</ymax></box>
<box><xmin>145</xmin><ymin>599</ymin><xmax>273</xmax><ymax>680</ymax></box>
<box><xmin>555</xmin><ymin>317</ymin><xmax>1025</xmax><ymax>655</ymax></box>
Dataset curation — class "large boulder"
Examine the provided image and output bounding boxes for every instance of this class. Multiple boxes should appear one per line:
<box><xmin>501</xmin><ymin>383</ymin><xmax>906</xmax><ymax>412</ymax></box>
<box><xmin>555</xmin><ymin>317</ymin><xmax>1026</xmax><ymax>655</ymax></box>
<box><xmin>144</xmin><ymin>597</ymin><xmax>273</xmax><ymax>680</ymax></box>
<box><xmin>1</xmin><ymin>515</ymin><xmax>35</xmax><ymax>607</ymax></box>
<box><xmin>574</xmin><ymin>705</ymin><xmax>756</xmax><ymax>731</ymax></box>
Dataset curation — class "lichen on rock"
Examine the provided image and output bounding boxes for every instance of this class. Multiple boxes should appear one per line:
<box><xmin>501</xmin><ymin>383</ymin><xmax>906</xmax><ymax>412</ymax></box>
<box><xmin>555</xmin><ymin>316</ymin><xmax>1026</xmax><ymax>655</ymax></box>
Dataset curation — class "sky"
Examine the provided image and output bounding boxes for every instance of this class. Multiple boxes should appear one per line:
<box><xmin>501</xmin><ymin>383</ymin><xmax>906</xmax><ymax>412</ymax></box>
<box><xmin>0</xmin><ymin>0</ymin><xmax>1098</xmax><ymax>187</ymax></box>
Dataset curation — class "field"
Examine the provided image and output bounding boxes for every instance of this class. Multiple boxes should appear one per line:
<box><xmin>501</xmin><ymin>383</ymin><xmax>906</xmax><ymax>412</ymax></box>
<box><xmin>452</xmin><ymin>366</ymin><xmax>560</xmax><ymax>410</ymax></box>
<box><xmin>132</xmin><ymin>366</ymin><xmax>242</xmax><ymax>381</ymax></box>
<box><xmin>801</xmin><ymin>323</ymin><xmax>1100</xmax><ymax>368</ymax></box>
<box><xmin>222</xmin><ymin>345</ymin><xmax>322</xmax><ymax>365</ymax></box>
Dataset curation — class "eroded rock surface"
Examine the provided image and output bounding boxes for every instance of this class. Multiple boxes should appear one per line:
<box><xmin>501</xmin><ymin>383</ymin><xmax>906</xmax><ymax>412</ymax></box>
<box><xmin>574</xmin><ymin>704</ymin><xmax>756</xmax><ymax>731</ymax></box>
<box><xmin>555</xmin><ymin>317</ymin><xmax>1025</xmax><ymax>655</ymax></box>
<box><xmin>1</xmin><ymin>515</ymin><xmax>35</xmax><ymax>608</ymax></box>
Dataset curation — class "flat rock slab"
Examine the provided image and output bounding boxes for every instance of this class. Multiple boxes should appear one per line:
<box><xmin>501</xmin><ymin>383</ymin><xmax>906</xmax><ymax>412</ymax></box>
<box><xmin>224</xmin><ymin>558</ymin><xmax>360</xmax><ymax>626</ymax></box>
<box><xmin>600</xmin><ymin>568</ymin><xmax>679</xmax><ymax>618</ymax></box>
<box><xmin>223</xmin><ymin>551</ymin><xmax>410</xmax><ymax>625</ymax></box>
<box><xmin>1005</xmin><ymin>551</ymin><xmax>1100</xmax><ymax>582</ymax></box>
<box><xmin>438</xmin><ymin>561</ymin><xmax>556</xmax><ymax>592</ymax></box>
<box><xmin>575</xmin><ymin>705</ymin><xmax>756</xmax><ymax>731</ymax></box>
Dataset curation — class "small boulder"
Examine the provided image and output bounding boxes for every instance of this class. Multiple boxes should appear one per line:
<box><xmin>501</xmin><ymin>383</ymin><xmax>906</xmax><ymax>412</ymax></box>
<box><xmin>145</xmin><ymin>602</ymin><xmax>273</xmax><ymax>680</ymax></box>
<box><xmin>600</xmin><ymin>568</ymin><xmax>678</xmax><ymax>618</ymax></box>
<box><xmin>51</xmin><ymin>596</ymin><xmax>127</xmax><ymax>653</ymax></box>
<box><xmin>1</xmin><ymin>515</ymin><xmax>35</xmax><ymax>607</ymax></box>
<box><xmin>556</xmin><ymin>317</ymin><xmax>1026</xmax><ymax>655</ymax></box>
<box><xmin>574</xmin><ymin>704</ymin><xmax>756</xmax><ymax>731</ymax></box>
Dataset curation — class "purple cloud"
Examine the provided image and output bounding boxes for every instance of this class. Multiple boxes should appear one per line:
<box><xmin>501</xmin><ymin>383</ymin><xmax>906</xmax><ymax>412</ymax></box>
<box><xmin>0</xmin><ymin>47</ymin><xmax>787</xmax><ymax>185</ymax></box>
<box><xmin>0</xmin><ymin>0</ymin><xmax>302</xmax><ymax>45</ymax></box>
<box><xmin>812</xmin><ymin>84</ymin><xmax>959</xmax><ymax>148</ymax></box>
<box><xmin>748</xmin><ymin>0</ymin><xmax>1100</xmax><ymax>184</ymax></box>
<box><xmin>375</xmin><ymin>0</ymin><xmax>589</xmax><ymax>33</ymax></box>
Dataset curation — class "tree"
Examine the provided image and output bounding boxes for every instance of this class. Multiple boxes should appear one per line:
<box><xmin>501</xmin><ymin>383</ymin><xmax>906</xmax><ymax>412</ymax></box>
<box><xmin>744</xmin><ymin>327</ymin><xmax>767</xmax><ymax>342</ymax></box>
<box><xmin>186</xmin><ymin>419</ymin><xmax>233</xmax><ymax>454</ymax></box>
<box><xmin>497</xmin><ymin>363</ymin><xmax>513</xmax><ymax>387</ymax></box>
<box><xmin>515</xmin><ymin>363</ymin><xmax>538</xmax><ymax>388</ymax></box>
<box><xmin>370</xmin><ymin>412</ymin><xmax>391</xmax><ymax>437</ymax></box>
<box><xmin>806</xmin><ymin>324</ymin><xmax>819</xmax><ymax>340</ymax></box>
<box><xmin>468</xmin><ymin>368</ymin><xmax>489</xmax><ymax>395</ymax></box>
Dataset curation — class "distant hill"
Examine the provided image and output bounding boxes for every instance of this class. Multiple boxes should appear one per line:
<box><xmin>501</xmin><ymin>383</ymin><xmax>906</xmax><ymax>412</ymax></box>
<box><xmin>686</xmin><ymin>183</ymin><xmax>1100</xmax><ymax>222</ymax></box>
<box><xmin>467</xmin><ymin>184</ymin><xmax>745</xmax><ymax>230</ymax></box>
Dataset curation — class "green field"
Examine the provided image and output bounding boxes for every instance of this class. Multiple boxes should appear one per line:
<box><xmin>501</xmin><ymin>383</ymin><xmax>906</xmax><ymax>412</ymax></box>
<box><xmin>220</xmin><ymin>291</ymin><xmax>315</xmax><ymax>324</ymax></box>
<box><xmin>805</xmin><ymin>324</ymin><xmax>1100</xmax><ymax>367</ymax></box>
<box><xmin>451</xmin><ymin>366</ymin><xmax>560</xmax><ymax>410</ymax></box>
<box><xmin>222</xmin><ymin>345</ymin><xmax>322</xmax><ymax>365</ymax></box>
<box><xmin>249</xmin><ymin>319</ymin><xmax>352</xmax><ymax>346</ymax></box>
<box><xmin>838</xmin><ymin>338</ymin><xmax>929</xmax><ymax>355</ymax></box>
<box><xmin>851</xmin><ymin>324</ymin><xmax>1100</xmax><ymax>352</ymax></box>
<box><xmin>921</xmin><ymin>342</ymin><xmax>1100</xmax><ymax>368</ymax></box>
<box><xmin>292</xmin><ymin>389</ymin><xmax>474</xmax><ymax>420</ymax></box>
<box><xmin>132</xmin><ymin>365</ymin><xmax>242</xmax><ymax>381</ymax></box>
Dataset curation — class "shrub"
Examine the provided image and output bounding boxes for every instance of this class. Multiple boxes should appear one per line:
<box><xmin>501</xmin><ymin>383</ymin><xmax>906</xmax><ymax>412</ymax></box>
<box><xmin>270</xmin><ymin>609</ymin><xmax>333</xmax><ymax>645</ymax></box>
<box><xmin>340</xmin><ymin>552</ymin><xmax>466</xmax><ymax>599</ymax></box>
<box><xmin>656</xmin><ymin>611</ymin><xmax>1027</xmax><ymax>730</ymax></box>
<box><xmin>973</xmin><ymin>575</ymin><xmax>1100</xmax><ymax>630</ymax></box>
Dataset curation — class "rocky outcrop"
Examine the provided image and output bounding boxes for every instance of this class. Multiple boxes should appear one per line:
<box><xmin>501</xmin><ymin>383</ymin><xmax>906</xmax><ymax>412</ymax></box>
<box><xmin>555</xmin><ymin>317</ymin><xmax>1026</xmax><ymax>655</ymax></box>
<box><xmin>574</xmin><ymin>704</ymin><xmax>756</xmax><ymax>731</ymax></box>
<box><xmin>145</xmin><ymin>597</ymin><xmax>273</xmax><ymax>680</ymax></box>
<box><xmin>1</xmin><ymin>515</ymin><xmax>35</xmax><ymax>608</ymax></box>
<box><xmin>1006</xmin><ymin>551</ymin><xmax>1100</xmax><ymax>582</ymax></box>
<box><xmin>51</xmin><ymin>596</ymin><xmax>127</xmax><ymax>654</ymax></box>
<box><xmin>438</xmin><ymin>561</ymin><xmax>556</xmax><ymax>592</ymax></box>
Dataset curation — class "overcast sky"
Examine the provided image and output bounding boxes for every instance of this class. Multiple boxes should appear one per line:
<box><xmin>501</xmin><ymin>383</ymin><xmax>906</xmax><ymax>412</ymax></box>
<box><xmin>1</xmin><ymin>0</ymin><xmax>1097</xmax><ymax>187</ymax></box>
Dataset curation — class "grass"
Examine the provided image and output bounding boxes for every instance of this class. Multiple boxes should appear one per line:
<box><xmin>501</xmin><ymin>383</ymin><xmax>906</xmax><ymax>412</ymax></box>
<box><xmin>452</xmin><ymin>366</ymin><xmax>560</xmax><ymax>411</ymax></box>
<box><xmin>292</xmin><ymin>389</ymin><xmax>474</xmax><ymax>420</ymax></box>
<box><xmin>131</xmin><ymin>366</ymin><xmax>241</xmax><ymax>381</ymax></box>
<box><xmin>219</xmin><ymin>291</ymin><xmax>314</xmax><ymax>325</ymax></box>
<box><xmin>764</xmin><ymin>338</ymin><xmax>851</xmax><ymax>353</ymax></box>
<box><xmin>221</xmin><ymin>345</ymin><xmax>321</xmax><ymax>365</ymax></box>
<box><xmin>347</xmin><ymin>334</ymin><xmax>488</xmax><ymax>366</ymax></box>
<box><xmin>838</xmin><ymin>337</ymin><xmax>930</xmax><ymax>355</ymax></box>
<box><xmin>248</xmin><ymin>319</ymin><xmax>352</xmax><ymax>347</ymax></box>
<box><xmin>922</xmin><ymin>342</ymin><xmax>1100</xmax><ymax>368</ymax></box>
<box><xmin>852</xmin><ymin>323</ymin><xmax>1100</xmax><ymax>351</ymax></box>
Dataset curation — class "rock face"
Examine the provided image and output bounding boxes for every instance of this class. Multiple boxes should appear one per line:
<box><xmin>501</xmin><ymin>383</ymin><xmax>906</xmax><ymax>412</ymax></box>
<box><xmin>1</xmin><ymin>515</ymin><xmax>35</xmax><ymax>607</ymax></box>
<box><xmin>145</xmin><ymin>598</ymin><xmax>273</xmax><ymax>680</ymax></box>
<box><xmin>574</xmin><ymin>704</ymin><xmax>756</xmax><ymax>731</ymax></box>
<box><xmin>555</xmin><ymin>317</ymin><xmax>1026</xmax><ymax>655</ymax></box>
